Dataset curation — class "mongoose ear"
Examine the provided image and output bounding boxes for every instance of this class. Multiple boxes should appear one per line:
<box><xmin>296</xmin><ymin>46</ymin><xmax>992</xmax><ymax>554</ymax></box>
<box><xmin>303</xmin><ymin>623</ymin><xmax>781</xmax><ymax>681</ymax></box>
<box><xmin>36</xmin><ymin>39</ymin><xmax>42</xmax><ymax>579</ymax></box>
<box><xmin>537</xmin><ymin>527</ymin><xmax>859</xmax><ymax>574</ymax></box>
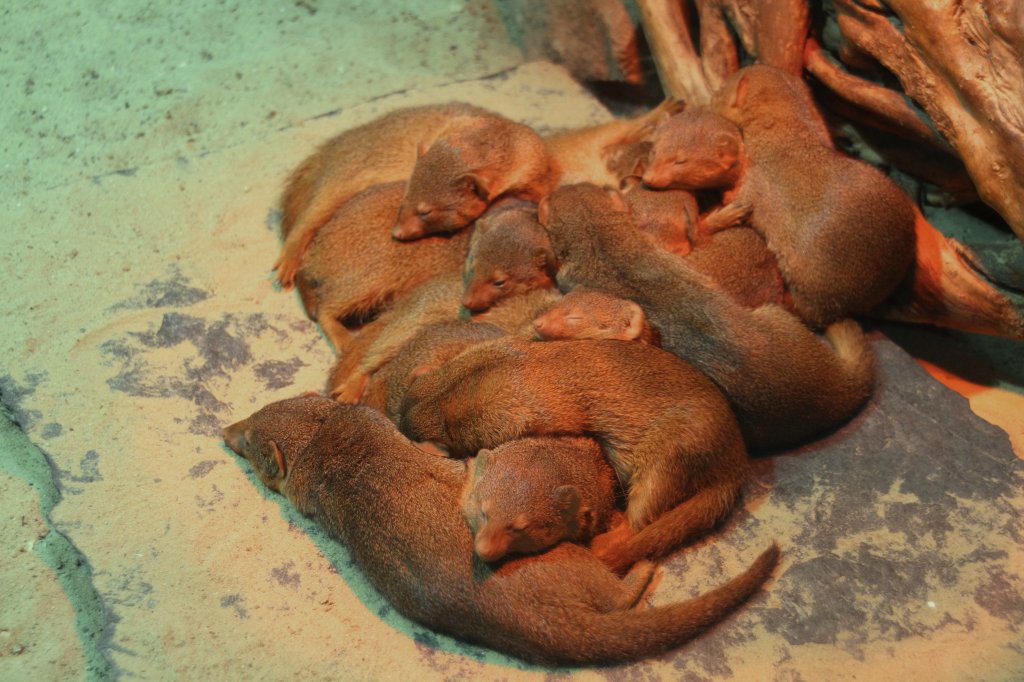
<box><xmin>409</xmin><ymin>361</ymin><xmax>441</xmax><ymax>383</ymax></box>
<box><xmin>602</xmin><ymin>187</ymin><xmax>628</xmax><ymax>213</ymax></box>
<box><xmin>463</xmin><ymin>173</ymin><xmax>491</xmax><ymax>201</ymax></box>
<box><xmin>623</xmin><ymin>301</ymin><xmax>646</xmax><ymax>340</ymax></box>
<box><xmin>269</xmin><ymin>440</ymin><xmax>287</xmax><ymax>479</ymax></box>
<box><xmin>533</xmin><ymin>245</ymin><xmax>558</xmax><ymax>277</ymax></box>
<box><xmin>416</xmin><ymin>141</ymin><xmax>429</xmax><ymax>158</ymax></box>
<box><xmin>553</xmin><ymin>485</ymin><xmax>581</xmax><ymax>521</ymax></box>
<box><xmin>714</xmin><ymin>131</ymin><xmax>739</xmax><ymax>157</ymax></box>
<box><xmin>537</xmin><ymin>196</ymin><xmax>550</xmax><ymax>225</ymax></box>
<box><xmin>473</xmin><ymin>448</ymin><xmax>493</xmax><ymax>477</ymax></box>
<box><xmin>731</xmin><ymin>72</ymin><xmax>750</xmax><ymax>108</ymax></box>
<box><xmin>631</xmin><ymin>155</ymin><xmax>647</xmax><ymax>177</ymax></box>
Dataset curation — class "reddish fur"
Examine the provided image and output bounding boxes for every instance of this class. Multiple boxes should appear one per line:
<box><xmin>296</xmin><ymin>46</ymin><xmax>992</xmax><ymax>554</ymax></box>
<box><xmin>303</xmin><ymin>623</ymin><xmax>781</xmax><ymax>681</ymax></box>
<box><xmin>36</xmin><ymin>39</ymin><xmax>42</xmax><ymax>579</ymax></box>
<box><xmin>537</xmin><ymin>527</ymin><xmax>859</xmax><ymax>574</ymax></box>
<box><xmin>399</xmin><ymin>337</ymin><xmax>751</xmax><ymax>572</ymax></box>
<box><xmin>461</xmin><ymin>200</ymin><xmax>557</xmax><ymax>314</ymax></box>
<box><xmin>276</xmin><ymin>103</ymin><xmax>492</xmax><ymax>287</ymax></box>
<box><xmin>541</xmin><ymin>183</ymin><xmax>876</xmax><ymax>450</ymax></box>
<box><xmin>646</xmin><ymin>67</ymin><xmax>916</xmax><ymax>327</ymax></box>
<box><xmin>296</xmin><ymin>181</ymin><xmax>471</xmax><ymax>353</ymax></box>
<box><xmin>223</xmin><ymin>396</ymin><xmax>780</xmax><ymax>666</ymax></box>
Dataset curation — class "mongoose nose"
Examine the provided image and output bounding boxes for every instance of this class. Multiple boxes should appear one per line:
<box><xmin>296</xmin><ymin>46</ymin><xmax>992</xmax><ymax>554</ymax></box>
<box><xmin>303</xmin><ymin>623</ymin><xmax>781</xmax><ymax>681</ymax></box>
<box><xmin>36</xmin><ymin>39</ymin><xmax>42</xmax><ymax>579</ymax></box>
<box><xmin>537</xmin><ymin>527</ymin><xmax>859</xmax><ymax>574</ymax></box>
<box><xmin>461</xmin><ymin>294</ymin><xmax>489</xmax><ymax>314</ymax></box>
<box><xmin>392</xmin><ymin>216</ymin><xmax>425</xmax><ymax>241</ymax></box>
<box><xmin>221</xmin><ymin>421</ymin><xmax>247</xmax><ymax>455</ymax></box>
<box><xmin>474</xmin><ymin>536</ymin><xmax>507</xmax><ymax>563</ymax></box>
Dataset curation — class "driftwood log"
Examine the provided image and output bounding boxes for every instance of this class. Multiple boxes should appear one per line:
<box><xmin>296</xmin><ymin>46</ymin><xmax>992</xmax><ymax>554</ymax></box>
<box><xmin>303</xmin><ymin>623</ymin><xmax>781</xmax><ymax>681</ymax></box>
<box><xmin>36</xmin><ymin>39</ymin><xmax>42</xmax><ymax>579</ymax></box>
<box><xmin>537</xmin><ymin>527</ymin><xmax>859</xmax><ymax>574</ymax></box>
<box><xmin>633</xmin><ymin>0</ymin><xmax>1024</xmax><ymax>339</ymax></box>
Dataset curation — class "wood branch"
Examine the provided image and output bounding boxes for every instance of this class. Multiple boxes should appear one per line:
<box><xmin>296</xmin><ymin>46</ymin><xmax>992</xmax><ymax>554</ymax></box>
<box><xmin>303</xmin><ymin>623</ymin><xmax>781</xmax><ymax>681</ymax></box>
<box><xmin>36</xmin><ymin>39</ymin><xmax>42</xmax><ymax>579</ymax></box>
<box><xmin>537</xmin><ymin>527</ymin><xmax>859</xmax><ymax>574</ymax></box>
<box><xmin>804</xmin><ymin>38</ymin><xmax>949</xmax><ymax>152</ymax></box>
<box><xmin>833</xmin><ymin>0</ymin><xmax>1024</xmax><ymax>241</ymax></box>
<box><xmin>636</xmin><ymin>0</ymin><xmax>712</xmax><ymax>104</ymax></box>
<box><xmin>695</xmin><ymin>0</ymin><xmax>739</xmax><ymax>91</ymax></box>
<box><xmin>751</xmin><ymin>0</ymin><xmax>809</xmax><ymax>73</ymax></box>
<box><xmin>872</xmin><ymin>210</ymin><xmax>1024</xmax><ymax>339</ymax></box>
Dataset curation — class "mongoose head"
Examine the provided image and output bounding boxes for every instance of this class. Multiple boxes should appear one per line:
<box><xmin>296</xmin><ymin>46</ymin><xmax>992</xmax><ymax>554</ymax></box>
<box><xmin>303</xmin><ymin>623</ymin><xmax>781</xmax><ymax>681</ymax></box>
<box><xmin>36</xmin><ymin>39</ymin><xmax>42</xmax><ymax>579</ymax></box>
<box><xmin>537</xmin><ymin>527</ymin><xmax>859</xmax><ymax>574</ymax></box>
<box><xmin>462</xmin><ymin>203</ymin><xmax>558</xmax><ymax>313</ymax></box>
<box><xmin>538</xmin><ymin>183</ymin><xmax>630</xmax><ymax>273</ymax></box>
<box><xmin>532</xmin><ymin>287</ymin><xmax>647</xmax><ymax>342</ymax></box>
<box><xmin>222</xmin><ymin>394</ymin><xmax>337</xmax><ymax>492</ymax></box>
<box><xmin>393</xmin><ymin>138</ymin><xmax>491</xmax><ymax>241</ymax></box>
<box><xmin>643</xmin><ymin>108</ymin><xmax>743</xmax><ymax>191</ymax></box>
<box><xmin>463</xmin><ymin>444</ymin><xmax>586</xmax><ymax>562</ymax></box>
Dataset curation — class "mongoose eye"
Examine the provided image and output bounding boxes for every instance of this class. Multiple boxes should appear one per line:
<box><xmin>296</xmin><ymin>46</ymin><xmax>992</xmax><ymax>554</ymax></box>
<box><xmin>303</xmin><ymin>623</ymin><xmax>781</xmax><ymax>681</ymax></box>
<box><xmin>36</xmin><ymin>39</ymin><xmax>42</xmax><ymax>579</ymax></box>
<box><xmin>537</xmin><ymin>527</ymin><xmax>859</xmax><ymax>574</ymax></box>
<box><xmin>674</xmin><ymin>157</ymin><xmax>689</xmax><ymax>166</ymax></box>
<box><xmin>492</xmin><ymin>279</ymin><xmax>506</xmax><ymax>288</ymax></box>
<box><xmin>510</xmin><ymin>518</ymin><xmax>529</xmax><ymax>532</ymax></box>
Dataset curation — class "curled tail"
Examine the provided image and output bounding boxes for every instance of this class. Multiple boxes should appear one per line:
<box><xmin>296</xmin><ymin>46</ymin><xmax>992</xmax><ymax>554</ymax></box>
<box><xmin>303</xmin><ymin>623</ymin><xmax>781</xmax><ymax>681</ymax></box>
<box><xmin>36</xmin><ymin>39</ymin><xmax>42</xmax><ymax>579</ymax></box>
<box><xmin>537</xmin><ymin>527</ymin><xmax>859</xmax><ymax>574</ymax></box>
<box><xmin>823</xmin><ymin>318</ymin><xmax>876</xmax><ymax>412</ymax></box>
<box><xmin>598</xmin><ymin>479</ymin><xmax>744</xmax><ymax>574</ymax></box>
<box><xmin>500</xmin><ymin>543</ymin><xmax>780</xmax><ymax>665</ymax></box>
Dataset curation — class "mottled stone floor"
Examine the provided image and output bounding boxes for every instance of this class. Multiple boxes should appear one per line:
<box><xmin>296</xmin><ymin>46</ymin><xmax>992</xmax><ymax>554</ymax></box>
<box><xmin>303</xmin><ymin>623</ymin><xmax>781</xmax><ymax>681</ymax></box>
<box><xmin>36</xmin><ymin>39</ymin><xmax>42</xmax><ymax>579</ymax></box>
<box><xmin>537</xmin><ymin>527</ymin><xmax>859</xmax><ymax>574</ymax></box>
<box><xmin>1</xmin><ymin>3</ymin><xmax>1021</xmax><ymax>680</ymax></box>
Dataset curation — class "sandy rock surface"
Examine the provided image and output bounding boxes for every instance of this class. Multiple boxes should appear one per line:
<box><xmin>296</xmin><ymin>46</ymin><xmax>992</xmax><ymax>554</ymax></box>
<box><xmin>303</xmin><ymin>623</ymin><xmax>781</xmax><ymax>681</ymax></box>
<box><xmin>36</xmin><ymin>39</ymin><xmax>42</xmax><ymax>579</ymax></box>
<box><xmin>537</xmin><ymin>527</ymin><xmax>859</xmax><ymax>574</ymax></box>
<box><xmin>2</xmin><ymin>2</ymin><xmax>1022</xmax><ymax>681</ymax></box>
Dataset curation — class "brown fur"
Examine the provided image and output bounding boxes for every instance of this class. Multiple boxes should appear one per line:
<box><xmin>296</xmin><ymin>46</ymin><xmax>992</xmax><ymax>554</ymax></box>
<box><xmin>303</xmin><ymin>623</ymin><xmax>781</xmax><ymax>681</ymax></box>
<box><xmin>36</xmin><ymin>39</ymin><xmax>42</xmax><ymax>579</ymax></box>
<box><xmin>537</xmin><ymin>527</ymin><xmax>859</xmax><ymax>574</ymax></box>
<box><xmin>461</xmin><ymin>199</ymin><xmax>558</xmax><ymax>313</ymax></box>
<box><xmin>532</xmin><ymin>286</ymin><xmax>660</xmax><ymax>345</ymax></box>
<box><xmin>644</xmin><ymin>107</ymin><xmax>744</xmax><ymax>192</ymax></box>
<box><xmin>372</xmin><ymin>320</ymin><xmax>508</xmax><ymax>421</ymax></box>
<box><xmin>619</xmin><ymin>176</ymin><xmax>696</xmax><ymax>255</ymax></box>
<box><xmin>223</xmin><ymin>396</ymin><xmax>780</xmax><ymax>666</ymax></box>
<box><xmin>329</xmin><ymin>273</ymin><xmax>559</xmax><ymax>403</ymax></box>
<box><xmin>541</xmin><ymin>183</ymin><xmax>876</xmax><ymax>450</ymax></box>
<box><xmin>464</xmin><ymin>437</ymin><xmax>618</xmax><ymax>562</ymax></box>
<box><xmin>686</xmin><ymin>227</ymin><xmax>790</xmax><ymax>309</ymax></box>
<box><xmin>646</xmin><ymin>68</ymin><xmax>917</xmax><ymax>326</ymax></box>
<box><xmin>328</xmin><ymin>274</ymin><xmax>464</xmax><ymax>403</ymax></box>
<box><xmin>399</xmin><ymin>337</ymin><xmax>751</xmax><ymax>572</ymax></box>
<box><xmin>296</xmin><ymin>181</ymin><xmax>471</xmax><ymax>353</ymax></box>
<box><xmin>277</xmin><ymin>102</ymin><xmax>493</xmax><ymax>286</ymax></box>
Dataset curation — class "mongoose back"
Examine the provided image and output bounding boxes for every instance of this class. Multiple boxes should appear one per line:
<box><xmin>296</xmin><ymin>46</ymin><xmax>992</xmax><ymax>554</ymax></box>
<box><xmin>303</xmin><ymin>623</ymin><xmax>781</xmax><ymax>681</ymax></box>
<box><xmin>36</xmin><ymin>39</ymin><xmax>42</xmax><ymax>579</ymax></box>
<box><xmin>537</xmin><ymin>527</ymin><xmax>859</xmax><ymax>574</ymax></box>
<box><xmin>543</xmin><ymin>99</ymin><xmax>683</xmax><ymax>188</ymax></box>
<box><xmin>619</xmin><ymin>175</ymin><xmax>696</xmax><ymax>255</ymax></box>
<box><xmin>224</xmin><ymin>395</ymin><xmax>780</xmax><ymax>665</ymax></box>
<box><xmin>541</xmin><ymin>183</ymin><xmax>876</xmax><ymax>450</ymax></box>
<box><xmin>646</xmin><ymin>69</ymin><xmax>917</xmax><ymax>327</ymax></box>
<box><xmin>461</xmin><ymin>199</ymin><xmax>558</xmax><ymax>313</ymax></box>
<box><xmin>463</xmin><ymin>436</ymin><xmax>618</xmax><ymax>562</ymax></box>
<box><xmin>277</xmin><ymin>102</ymin><xmax>494</xmax><ymax>286</ymax></box>
<box><xmin>616</xmin><ymin>179</ymin><xmax>788</xmax><ymax>308</ymax></box>
<box><xmin>296</xmin><ymin>181</ymin><xmax>471</xmax><ymax>352</ymax></box>
<box><xmin>686</xmin><ymin>227</ymin><xmax>790</xmax><ymax>309</ymax></box>
<box><xmin>328</xmin><ymin>271</ymin><xmax>559</xmax><ymax>403</ymax></box>
<box><xmin>532</xmin><ymin>286</ymin><xmax>661</xmax><ymax>346</ymax></box>
<box><xmin>372</xmin><ymin>319</ymin><xmax>508</xmax><ymax>421</ymax></box>
<box><xmin>400</xmin><ymin>337</ymin><xmax>752</xmax><ymax>572</ymax></box>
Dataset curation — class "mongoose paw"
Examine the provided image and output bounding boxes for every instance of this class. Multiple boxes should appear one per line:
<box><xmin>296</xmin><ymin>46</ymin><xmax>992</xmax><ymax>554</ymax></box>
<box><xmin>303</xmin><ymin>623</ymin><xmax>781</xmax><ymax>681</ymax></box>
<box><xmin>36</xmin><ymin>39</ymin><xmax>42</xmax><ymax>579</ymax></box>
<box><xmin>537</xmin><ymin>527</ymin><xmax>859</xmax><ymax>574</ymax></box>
<box><xmin>332</xmin><ymin>373</ymin><xmax>369</xmax><ymax>404</ymax></box>
<box><xmin>591</xmin><ymin>524</ymin><xmax>635</xmax><ymax>574</ymax></box>
<box><xmin>274</xmin><ymin>255</ymin><xmax>299</xmax><ymax>289</ymax></box>
<box><xmin>696</xmin><ymin>201</ymin><xmax>754</xmax><ymax>243</ymax></box>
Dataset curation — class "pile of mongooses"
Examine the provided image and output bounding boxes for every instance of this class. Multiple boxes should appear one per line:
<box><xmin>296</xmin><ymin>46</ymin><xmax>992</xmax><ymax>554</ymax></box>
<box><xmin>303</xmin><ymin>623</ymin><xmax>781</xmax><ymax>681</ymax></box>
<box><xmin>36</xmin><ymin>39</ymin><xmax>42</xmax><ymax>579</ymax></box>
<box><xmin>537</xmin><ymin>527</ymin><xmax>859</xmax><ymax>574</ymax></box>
<box><xmin>222</xmin><ymin>63</ymin><xmax>927</xmax><ymax>666</ymax></box>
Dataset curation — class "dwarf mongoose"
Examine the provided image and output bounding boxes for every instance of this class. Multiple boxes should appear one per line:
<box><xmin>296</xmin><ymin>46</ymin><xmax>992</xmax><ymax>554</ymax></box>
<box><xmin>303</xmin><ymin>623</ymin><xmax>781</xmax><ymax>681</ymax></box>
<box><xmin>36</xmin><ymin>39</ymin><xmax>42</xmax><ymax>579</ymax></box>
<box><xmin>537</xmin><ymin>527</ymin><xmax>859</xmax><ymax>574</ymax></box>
<box><xmin>461</xmin><ymin>199</ymin><xmax>557</xmax><ymax>313</ymax></box>
<box><xmin>645</xmin><ymin>68</ymin><xmax>916</xmax><ymax>326</ymax></box>
<box><xmin>400</xmin><ymin>337</ymin><xmax>753</xmax><ymax>572</ymax></box>
<box><xmin>223</xmin><ymin>395</ymin><xmax>780</xmax><ymax>665</ymax></box>
<box><xmin>541</xmin><ymin>183</ymin><xmax>875</xmax><ymax>450</ymax></box>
